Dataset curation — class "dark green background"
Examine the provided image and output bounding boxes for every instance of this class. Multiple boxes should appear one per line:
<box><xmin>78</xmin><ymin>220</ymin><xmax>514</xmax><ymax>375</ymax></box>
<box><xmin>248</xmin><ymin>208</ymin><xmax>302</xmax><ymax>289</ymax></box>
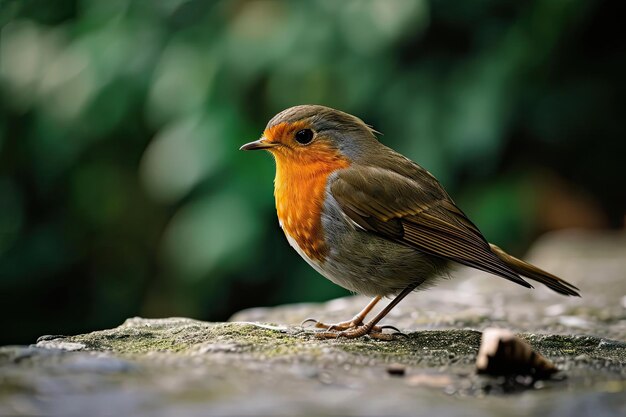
<box><xmin>1</xmin><ymin>0</ymin><xmax>624</xmax><ymax>345</ymax></box>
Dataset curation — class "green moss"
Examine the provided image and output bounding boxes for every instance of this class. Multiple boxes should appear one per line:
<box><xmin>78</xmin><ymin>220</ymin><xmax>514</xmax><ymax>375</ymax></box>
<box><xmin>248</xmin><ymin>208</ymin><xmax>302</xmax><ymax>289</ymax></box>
<box><xmin>334</xmin><ymin>330</ymin><xmax>482</xmax><ymax>367</ymax></box>
<box><xmin>522</xmin><ymin>334</ymin><xmax>626</xmax><ymax>365</ymax></box>
<box><xmin>55</xmin><ymin>319</ymin><xmax>625</xmax><ymax>374</ymax></box>
<box><xmin>71</xmin><ymin>331</ymin><xmax>188</xmax><ymax>354</ymax></box>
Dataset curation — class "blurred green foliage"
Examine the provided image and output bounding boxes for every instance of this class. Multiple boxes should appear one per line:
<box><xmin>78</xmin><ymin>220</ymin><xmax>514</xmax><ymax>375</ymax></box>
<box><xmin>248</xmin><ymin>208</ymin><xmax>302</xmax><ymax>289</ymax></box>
<box><xmin>0</xmin><ymin>0</ymin><xmax>624</xmax><ymax>344</ymax></box>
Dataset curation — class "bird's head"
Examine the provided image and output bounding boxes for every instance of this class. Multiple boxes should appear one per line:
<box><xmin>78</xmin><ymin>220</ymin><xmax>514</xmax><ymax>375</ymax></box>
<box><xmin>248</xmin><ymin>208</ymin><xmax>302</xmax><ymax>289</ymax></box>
<box><xmin>240</xmin><ymin>105</ymin><xmax>380</xmax><ymax>168</ymax></box>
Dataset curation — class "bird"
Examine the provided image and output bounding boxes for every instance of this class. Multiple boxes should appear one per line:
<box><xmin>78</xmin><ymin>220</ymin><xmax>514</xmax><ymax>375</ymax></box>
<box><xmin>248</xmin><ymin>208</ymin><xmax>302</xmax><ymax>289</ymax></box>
<box><xmin>240</xmin><ymin>105</ymin><xmax>580</xmax><ymax>340</ymax></box>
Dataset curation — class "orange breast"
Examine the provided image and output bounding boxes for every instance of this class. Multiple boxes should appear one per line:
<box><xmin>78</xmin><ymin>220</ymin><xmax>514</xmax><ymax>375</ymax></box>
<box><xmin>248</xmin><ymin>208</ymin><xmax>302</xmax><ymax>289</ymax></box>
<box><xmin>273</xmin><ymin>144</ymin><xmax>350</xmax><ymax>262</ymax></box>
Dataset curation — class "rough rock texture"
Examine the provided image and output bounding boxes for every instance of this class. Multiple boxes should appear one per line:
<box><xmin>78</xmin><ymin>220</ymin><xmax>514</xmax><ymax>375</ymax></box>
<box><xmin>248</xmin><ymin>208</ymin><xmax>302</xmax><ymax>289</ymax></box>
<box><xmin>1</xmin><ymin>230</ymin><xmax>626</xmax><ymax>417</ymax></box>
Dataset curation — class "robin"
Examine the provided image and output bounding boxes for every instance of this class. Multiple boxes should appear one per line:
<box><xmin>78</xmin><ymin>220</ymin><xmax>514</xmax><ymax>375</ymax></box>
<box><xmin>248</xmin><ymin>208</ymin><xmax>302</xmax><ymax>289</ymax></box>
<box><xmin>240</xmin><ymin>105</ymin><xmax>580</xmax><ymax>340</ymax></box>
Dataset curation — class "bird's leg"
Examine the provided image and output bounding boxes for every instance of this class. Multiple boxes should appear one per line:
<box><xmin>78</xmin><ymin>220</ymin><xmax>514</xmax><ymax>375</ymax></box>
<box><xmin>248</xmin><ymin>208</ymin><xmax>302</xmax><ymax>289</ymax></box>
<box><xmin>302</xmin><ymin>296</ymin><xmax>381</xmax><ymax>331</ymax></box>
<box><xmin>315</xmin><ymin>284</ymin><xmax>417</xmax><ymax>340</ymax></box>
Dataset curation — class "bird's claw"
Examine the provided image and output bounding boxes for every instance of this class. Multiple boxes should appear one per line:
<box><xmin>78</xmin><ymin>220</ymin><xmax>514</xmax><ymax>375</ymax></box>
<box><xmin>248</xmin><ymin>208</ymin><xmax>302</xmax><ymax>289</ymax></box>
<box><xmin>301</xmin><ymin>318</ymin><xmax>320</xmax><ymax>328</ymax></box>
<box><xmin>378</xmin><ymin>325</ymin><xmax>409</xmax><ymax>338</ymax></box>
<box><xmin>311</xmin><ymin>323</ymin><xmax>404</xmax><ymax>340</ymax></box>
<box><xmin>301</xmin><ymin>317</ymin><xmax>359</xmax><ymax>331</ymax></box>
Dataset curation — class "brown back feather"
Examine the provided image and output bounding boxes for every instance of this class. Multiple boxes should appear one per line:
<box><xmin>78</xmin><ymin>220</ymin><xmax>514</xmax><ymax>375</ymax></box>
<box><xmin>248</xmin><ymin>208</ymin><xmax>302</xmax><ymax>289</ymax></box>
<box><xmin>331</xmin><ymin>158</ymin><xmax>533</xmax><ymax>289</ymax></box>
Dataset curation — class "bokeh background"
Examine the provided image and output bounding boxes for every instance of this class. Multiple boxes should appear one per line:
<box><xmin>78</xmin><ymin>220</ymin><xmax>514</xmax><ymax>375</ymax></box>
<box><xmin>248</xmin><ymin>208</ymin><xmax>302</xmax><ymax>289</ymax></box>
<box><xmin>1</xmin><ymin>0</ymin><xmax>624</xmax><ymax>345</ymax></box>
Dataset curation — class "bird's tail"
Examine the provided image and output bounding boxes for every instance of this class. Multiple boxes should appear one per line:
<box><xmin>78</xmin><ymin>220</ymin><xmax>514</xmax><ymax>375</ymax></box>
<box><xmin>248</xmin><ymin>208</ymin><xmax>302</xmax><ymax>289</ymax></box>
<box><xmin>489</xmin><ymin>244</ymin><xmax>580</xmax><ymax>297</ymax></box>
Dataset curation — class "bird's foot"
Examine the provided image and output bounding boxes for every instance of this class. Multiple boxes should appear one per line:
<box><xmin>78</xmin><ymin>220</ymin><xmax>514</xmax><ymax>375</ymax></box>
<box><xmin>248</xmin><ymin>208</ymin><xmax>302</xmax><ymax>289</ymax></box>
<box><xmin>301</xmin><ymin>318</ymin><xmax>406</xmax><ymax>340</ymax></box>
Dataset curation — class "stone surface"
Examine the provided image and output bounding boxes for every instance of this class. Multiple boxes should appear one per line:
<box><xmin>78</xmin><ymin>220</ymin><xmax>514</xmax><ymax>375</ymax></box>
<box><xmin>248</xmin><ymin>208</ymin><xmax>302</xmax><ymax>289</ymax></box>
<box><xmin>1</xmin><ymin>230</ymin><xmax>626</xmax><ymax>417</ymax></box>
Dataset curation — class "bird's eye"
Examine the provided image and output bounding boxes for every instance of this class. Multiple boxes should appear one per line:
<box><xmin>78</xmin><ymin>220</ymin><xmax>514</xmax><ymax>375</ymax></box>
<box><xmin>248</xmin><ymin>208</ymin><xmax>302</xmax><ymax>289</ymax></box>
<box><xmin>294</xmin><ymin>129</ymin><xmax>314</xmax><ymax>145</ymax></box>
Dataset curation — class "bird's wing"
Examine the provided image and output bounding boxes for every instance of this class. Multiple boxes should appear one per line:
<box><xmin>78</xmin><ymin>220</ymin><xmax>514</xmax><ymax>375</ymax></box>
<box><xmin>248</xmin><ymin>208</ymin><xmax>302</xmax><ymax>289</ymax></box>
<box><xmin>330</xmin><ymin>163</ymin><xmax>532</xmax><ymax>288</ymax></box>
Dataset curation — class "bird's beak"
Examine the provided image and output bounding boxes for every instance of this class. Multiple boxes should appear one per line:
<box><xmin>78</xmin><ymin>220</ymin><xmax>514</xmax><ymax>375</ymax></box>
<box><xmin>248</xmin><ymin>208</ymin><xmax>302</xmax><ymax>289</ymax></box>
<box><xmin>239</xmin><ymin>138</ymin><xmax>279</xmax><ymax>151</ymax></box>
